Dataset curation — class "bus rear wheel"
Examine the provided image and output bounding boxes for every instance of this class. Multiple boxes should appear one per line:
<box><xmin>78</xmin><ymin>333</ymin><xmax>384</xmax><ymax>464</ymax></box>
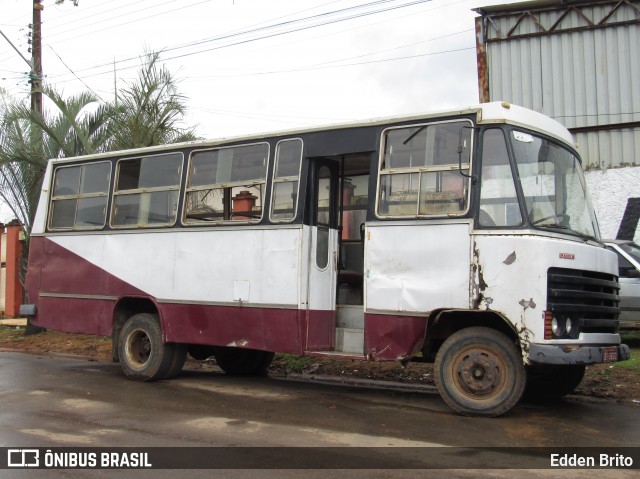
<box><xmin>162</xmin><ymin>343</ymin><xmax>187</xmax><ymax>379</ymax></box>
<box><xmin>434</xmin><ymin>327</ymin><xmax>526</xmax><ymax>417</ymax></box>
<box><xmin>215</xmin><ymin>348</ymin><xmax>274</xmax><ymax>376</ymax></box>
<box><xmin>118</xmin><ymin>313</ymin><xmax>175</xmax><ymax>381</ymax></box>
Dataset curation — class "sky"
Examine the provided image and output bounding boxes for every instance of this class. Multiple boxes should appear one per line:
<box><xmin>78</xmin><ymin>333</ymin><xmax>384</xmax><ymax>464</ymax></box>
<box><xmin>0</xmin><ymin>0</ymin><xmax>511</xmax><ymax>221</ymax></box>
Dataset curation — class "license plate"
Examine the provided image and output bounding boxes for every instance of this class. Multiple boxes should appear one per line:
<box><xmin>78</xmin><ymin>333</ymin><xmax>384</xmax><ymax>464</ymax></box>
<box><xmin>603</xmin><ymin>347</ymin><xmax>618</xmax><ymax>363</ymax></box>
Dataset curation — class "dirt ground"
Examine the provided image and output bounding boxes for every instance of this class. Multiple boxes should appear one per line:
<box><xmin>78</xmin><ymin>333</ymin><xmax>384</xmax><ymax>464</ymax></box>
<box><xmin>1</xmin><ymin>326</ymin><xmax>639</xmax><ymax>407</ymax></box>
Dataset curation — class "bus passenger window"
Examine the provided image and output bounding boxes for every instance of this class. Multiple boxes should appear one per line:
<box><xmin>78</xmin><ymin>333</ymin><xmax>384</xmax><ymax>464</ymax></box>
<box><xmin>419</xmin><ymin>171</ymin><xmax>466</xmax><ymax>215</ymax></box>
<box><xmin>49</xmin><ymin>162</ymin><xmax>111</xmax><ymax>230</ymax></box>
<box><xmin>377</xmin><ymin>121</ymin><xmax>472</xmax><ymax>218</ymax></box>
<box><xmin>270</xmin><ymin>139</ymin><xmax>302</xmax><ymax>222</ymax></box>
<box><xmin>111</xmin><ymin>153</ymin><xmax>182</xmax><ymax>228</ymax></box>
<box><xmin>184</xmin><ymin>143</ymin><xmax>269</xmax><ymax>224</ymax></box>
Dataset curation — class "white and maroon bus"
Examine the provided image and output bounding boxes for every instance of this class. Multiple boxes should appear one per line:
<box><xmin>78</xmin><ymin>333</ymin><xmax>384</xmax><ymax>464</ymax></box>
<box><xmin>21</xmin><ymin>102</ymin><xmax>629</xmax><ymax>416</ymax></box>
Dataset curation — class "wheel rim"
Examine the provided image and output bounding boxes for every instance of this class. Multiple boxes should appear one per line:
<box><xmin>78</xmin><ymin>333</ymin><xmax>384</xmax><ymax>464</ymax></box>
<box><xmin>125</xmin><ymin>328</ymin><xmax>152</xmax><ymax>369</ymax></box>
<box><xmin>451</xmin><ymin>348</ymin><xmax>505</xmax><ymax>399</ymax></box>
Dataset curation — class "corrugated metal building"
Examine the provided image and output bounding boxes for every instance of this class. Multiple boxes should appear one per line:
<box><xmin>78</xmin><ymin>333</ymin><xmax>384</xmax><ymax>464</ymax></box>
<box><xmin>474</xmin><ymin>0</ymin><xmax>640</xmax><ymax>240</ymax></box>
<box><xmin>474</xmin><ymin>0</ymin><xmax>640</xmax><ymax>170</ymax></box>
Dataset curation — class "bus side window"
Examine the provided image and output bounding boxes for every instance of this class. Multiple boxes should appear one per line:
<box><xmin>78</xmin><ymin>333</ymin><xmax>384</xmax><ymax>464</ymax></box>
<box><xmin>184</xmin><ymin>143</ymin><xmax>269</xmax><ymax>224</ymax></box>
<box><xmin>49</xmin><ymin>162</ymin><xmax>111</xmax><ymax>230</ymax></box>
<box><xmin>270</xmin><ymin>139</ymin><xmax>303</xmax><ymax>222</ymax></box>
<box><xmin>377</xmin><ymin>121</ymin><xmax>472</xmax><ymax>218</ymax></box>
<box><xmin>111</xmin><ymin>153</ymin><xmax>182</xmax><ymax>228</ymax></box>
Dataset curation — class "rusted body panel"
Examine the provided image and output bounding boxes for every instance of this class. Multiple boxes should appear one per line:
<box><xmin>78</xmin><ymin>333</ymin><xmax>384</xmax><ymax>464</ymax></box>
<box><xmin>471</xmin><ymin>233</ymin><xmax>621</xmax><ymax>362</ymax></box>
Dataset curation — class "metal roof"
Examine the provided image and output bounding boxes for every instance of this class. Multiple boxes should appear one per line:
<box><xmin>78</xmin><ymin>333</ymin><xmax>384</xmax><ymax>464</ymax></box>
<box><xmin>474</xmin><ymin>0</ymin><xmax>640</xmax><ymax>169</ymax></box>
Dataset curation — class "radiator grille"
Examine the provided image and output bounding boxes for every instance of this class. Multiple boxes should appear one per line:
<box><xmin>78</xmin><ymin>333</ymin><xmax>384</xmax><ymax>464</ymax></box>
<box><xmin>547</xmin><ymin>268</ymin><xmax>619</xmax><ymax>333</ymax></box>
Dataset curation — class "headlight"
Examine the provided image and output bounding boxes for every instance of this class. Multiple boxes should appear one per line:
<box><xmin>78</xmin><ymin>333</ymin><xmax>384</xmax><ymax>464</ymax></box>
<box><xmin>551</xmin><ymin>316</ymin><xmax>565</xmax><ymax>337</ymax></box>
<box><xmin>544</xmin><ymin>311</ymin><xmax>581</xmax><ymax>339</ymax></box>
<box><xmin>565</xmin><ymin>317</ymin><xmax>579</xmax><ymax>338</ymax></box>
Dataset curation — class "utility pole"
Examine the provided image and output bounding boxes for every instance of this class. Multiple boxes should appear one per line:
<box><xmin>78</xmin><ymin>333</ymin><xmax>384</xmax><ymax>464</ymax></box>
<box><xmin>31</xmin><ymin>0</ymin><xmax>44</xmax><ymax>115</ymax></box>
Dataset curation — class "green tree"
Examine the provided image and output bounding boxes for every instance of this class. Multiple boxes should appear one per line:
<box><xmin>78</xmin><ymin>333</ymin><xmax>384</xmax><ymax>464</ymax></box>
<box><xmin>0</xmin><ymin>51</ymin><xmax>198</xmax><ymax>233</ymax></box>
<box><xmin>0</xmin><ymin>52</ymin><xmax>197</xmax><ymax>333</ymax></box>
<box><xmin>0</xmin><ymin>87</ymin><xmax>110</xmax><ymax>232</ymax></box>
<box><xmin>107</xmin><ymin>51</ymin><xmax>197</xmax><ymax>150</ymax></box>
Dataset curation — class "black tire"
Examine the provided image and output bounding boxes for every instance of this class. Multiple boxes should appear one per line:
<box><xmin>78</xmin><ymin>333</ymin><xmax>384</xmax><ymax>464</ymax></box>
<box><xmin>118</xmin><ymin>313</ymin><xmax>174</xmax><ymax>381</ymax></box>
<box><xmin>162</xmin><ymin>343</ymin><xmax>188</xmax><ymax>379</ymax></box>
<box><xmin>255</xmin><ymin>351</ymin><xmax>276</xmax><ymax>375</ymax></box>
<box><xmin>524</xmin><ymin>364</ymin><xmax>586</xmax><ymax>400</ymax></box>
<box><xmin>215</xmin><ymin>348</ymin><xmax>274</xmax><ymax>376</ymax></box>
<box><xmin>434</xmin><ymin>327</ymin><xmax>526</xmax><ymax>417</ymax></box>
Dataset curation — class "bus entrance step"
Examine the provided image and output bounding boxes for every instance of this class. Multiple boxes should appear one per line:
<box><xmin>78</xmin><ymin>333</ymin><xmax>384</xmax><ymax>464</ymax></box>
<box><xmin>336</xmin><ymin>305</ymin><xmax>364</xmax><ymax>329</ymax></box>
<box><xmin>335</xmin><ymin>327</ymin><xmax>364</xmax><ymax>354</ymax></box>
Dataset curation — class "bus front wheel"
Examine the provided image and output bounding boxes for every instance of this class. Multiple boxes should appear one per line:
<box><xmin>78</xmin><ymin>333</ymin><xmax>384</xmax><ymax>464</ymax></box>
<box><xmin>118</xmin><ymin>313</ymin><xmax>176</xmax><ymax>381</ymax></box>
<box><xmin>434</xmin><ymin>327</ymin><xmax>526</xmax><ymax>417</ymax></box>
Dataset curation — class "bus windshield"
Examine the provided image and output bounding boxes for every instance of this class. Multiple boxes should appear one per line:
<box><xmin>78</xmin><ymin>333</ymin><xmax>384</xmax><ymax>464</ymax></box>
<box><xmin>510</xmin><ymin>130</ymin><xmax>600</xmax><ymax>241</ymax></box>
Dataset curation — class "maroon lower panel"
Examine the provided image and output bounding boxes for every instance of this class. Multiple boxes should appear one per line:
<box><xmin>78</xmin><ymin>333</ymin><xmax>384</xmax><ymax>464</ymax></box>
<box><xmin>306</xmin><ymin>309</ymin><xmax>335</xmax><ymax>351</ymax></box>
<box><xmin>33</xmin><ymin>294</ymin><xmax>425</xmax><ymax>360</ymax></box>
<box><xmin>27</xmin><ymin>237</ymin><xmax>425</xmax><ymax>360</ymax></box>
<box><xmin>159</xmin><ymin>303</ymin><xmax>305</xmax><ymax>354</ymax></box>
<box><xmin>24</xmin><ymin>236</ymin><xmax>44</xmax><ymax>306</ymax></box>
<box><xmin>364</xmin><ymin>313</ymin><xmax>427</xmax><ymax>361</ymax></box>
<box><xmin>36</xmin><ymin>296</ymin><xmax>116</xmax><ymax>337</ymax></box>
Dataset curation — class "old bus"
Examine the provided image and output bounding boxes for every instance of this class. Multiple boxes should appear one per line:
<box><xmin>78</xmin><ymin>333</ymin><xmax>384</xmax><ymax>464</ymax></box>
<box><xmin>21</xmin><ymin>102</ymin><xmax>629</xmax><ymax>416</ymax></box>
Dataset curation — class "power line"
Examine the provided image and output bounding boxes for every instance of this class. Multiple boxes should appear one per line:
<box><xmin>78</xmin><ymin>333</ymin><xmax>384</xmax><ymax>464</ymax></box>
<box><xmin>47</xmin><ymin>45</ymin><xmax>105</xmax><ymax>101</ymax></box>
<box><xmin>46</xmin><ymin>0</ymin><xmax>436</xmax><ymax>83</ymax></box>
<box><xmin>45</xmin><ymin>0</ymin><xmax>210</xmax><ymax>42</ymax></box>
<box><xmin>47</xmin><ymin>1</ymin><xmax>414</xmax><ymax>80</ymax></box>
<box><xmin>3</xmin><ymin>0</ymin><xmax>475</xmax><ymax>109</ymax></box>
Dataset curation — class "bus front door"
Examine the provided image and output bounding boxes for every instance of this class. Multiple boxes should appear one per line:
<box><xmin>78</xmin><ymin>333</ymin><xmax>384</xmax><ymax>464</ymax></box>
<box><xmin>305</xmin><ymin>159</ymin><xmax>339</xmax><ymax>350</ymax></box>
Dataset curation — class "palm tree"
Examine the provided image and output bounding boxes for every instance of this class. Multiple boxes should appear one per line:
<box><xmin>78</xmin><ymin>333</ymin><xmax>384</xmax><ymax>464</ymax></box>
<box><xmin>0</xmin><ymin>87</ymin><xmax>110</xmax><ymax>232</ymax></box>
<box><xmin>107</xmin><ymin>51</ymin><xmax>197</xmax><ymax>151</ymax></box>
<box><xmin>0</xmin><ymin>51</ymin><xmax>198</xmax><ymax>232</ymax></box>
<box><xmin>0</xmin><ymin>52</ymin><xmax>198</xmax><ymax>333</ymax></box>
<box><xmin>0</xmin><ymin>92</ymin><xmax>42</xmax><ymax>231</ymax></box>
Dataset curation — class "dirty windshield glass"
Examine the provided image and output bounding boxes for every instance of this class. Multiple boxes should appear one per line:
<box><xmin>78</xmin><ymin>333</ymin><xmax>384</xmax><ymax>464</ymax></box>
<box><xmin>510</xmin><ymin>130</ymin><xmax>600</xmax><ymax>240</ymax></box>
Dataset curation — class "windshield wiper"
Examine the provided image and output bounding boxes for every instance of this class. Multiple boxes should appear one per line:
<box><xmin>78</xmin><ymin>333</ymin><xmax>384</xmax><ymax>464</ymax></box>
<box><xmin>535</xmin><ymin>224</ymin><xmax>600</xmax><ymax>243</ymax></box>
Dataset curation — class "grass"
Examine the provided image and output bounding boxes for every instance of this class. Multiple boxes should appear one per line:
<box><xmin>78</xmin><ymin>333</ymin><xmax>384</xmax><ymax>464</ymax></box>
<box><xmin>618</xmin><ymin>332</ymin><xmax>640</xmax><ymax>372</ymax></box>
<box><xmin>0</xmin><ymin>325</ymin><xmax>25</xmax><ymax>341</ymax></box>
<box><xmin>274</xmin><ymin>353</ymin><xmax>316</xmax><ymax>373</ymax></box>
<box><xmin>621</xmin><ymin>329</ymin><xmax>640</xmax><ymax>346</ymax></box>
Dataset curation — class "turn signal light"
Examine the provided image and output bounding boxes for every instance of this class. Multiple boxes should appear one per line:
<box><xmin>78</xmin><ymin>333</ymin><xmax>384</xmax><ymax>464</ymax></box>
<box><xmin>544</xmin><ymin>311</ymin><xmax>553</xmax><ymax>339</ymax></box>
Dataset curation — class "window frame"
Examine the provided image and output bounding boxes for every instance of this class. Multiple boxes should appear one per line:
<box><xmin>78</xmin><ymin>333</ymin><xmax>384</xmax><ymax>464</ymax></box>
<box><xmin>269</xmin><ymin>138</ymin><xmax>304</xmax><ymax>224</ymax></box>
<box><xmin>375</xmin><ymin>119</ymin><xmax>474</xmax><ymax>219</ymax></box>
<box><xmin>110</xmin><ymin>152</ymin><xmax>184</xmax><ymax>229</ymax></box>
<box><xmin>48</xmin><ymin>161</ymin><xmax>113</xmax><ymax>232</ymax></box>
<box><xmin>182</xmin><ymin>141</ymin><xmax>270</xmax><ymax>226</ymax></box>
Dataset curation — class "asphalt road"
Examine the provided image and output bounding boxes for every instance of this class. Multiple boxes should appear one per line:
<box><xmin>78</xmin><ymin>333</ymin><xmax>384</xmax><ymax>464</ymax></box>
<box><xmin>0</xmin><ymin>351</ymin><xmax>638</xmax><ymax>478</ymax></box>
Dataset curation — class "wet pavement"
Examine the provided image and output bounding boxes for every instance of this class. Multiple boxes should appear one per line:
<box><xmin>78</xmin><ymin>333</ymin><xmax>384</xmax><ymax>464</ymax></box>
<box><xmin>0</xmin><ymin>351</ymin><xmax>638</xmax><ymax>478</ymax></box>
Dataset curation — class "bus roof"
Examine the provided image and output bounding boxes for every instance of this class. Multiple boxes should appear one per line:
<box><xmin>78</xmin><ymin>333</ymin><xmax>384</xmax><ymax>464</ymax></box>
<box><xmin>47</xmin><ymin>101</ymin><xmax>575</xmax><ymax>165</ymax></box>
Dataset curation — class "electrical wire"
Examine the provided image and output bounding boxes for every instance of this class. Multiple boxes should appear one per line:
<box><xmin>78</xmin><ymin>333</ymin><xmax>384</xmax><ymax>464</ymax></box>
<box><xmin>46</xmin><ymin>0</ymin><xmax>438</xmax><ymax>83</ymax></box>
<box><xmin>2</xmin><ymin>0</ymin><xmax>475</xmax><ymax>107</ymax></box>
<box><xmin>48</xmin><ymin>45</ymin><xmax>105</xmax><ymax>101</ymax></box>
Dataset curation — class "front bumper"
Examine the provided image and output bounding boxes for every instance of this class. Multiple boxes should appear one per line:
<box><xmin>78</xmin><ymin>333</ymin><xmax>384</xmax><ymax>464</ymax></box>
<box><xmin>528</xmin><ymin>343</ymin><xmax>630</xmax><ymax>365</ymax></box>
